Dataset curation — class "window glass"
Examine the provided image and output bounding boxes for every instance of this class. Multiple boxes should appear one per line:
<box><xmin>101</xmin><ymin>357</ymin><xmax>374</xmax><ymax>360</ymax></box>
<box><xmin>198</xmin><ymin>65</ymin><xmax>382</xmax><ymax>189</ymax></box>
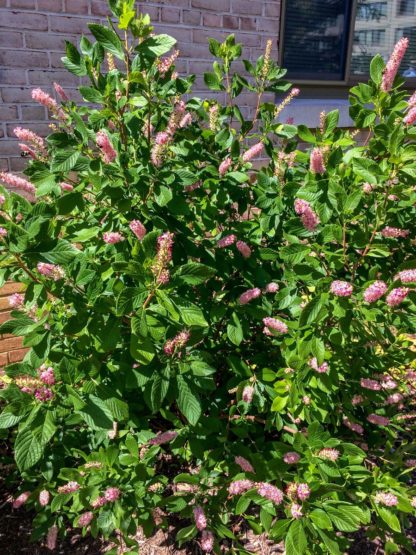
<box><xmin>352</xmin><ymin>0</ymin><xmax>416</xmax><ymax>76</ymax></box>
<box><xmin>282</xmin><ymin>0</ymin><xmax>353</xmax><ymax>81</ymax></box>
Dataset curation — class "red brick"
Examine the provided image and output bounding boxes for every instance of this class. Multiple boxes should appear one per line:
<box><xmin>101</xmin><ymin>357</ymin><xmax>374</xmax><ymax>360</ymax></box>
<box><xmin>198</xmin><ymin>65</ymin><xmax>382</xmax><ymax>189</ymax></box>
<box><xmin>265</xmin><ymin>2</ymin><xmax>280</xmax><ymax>17</ymax></box>
<box><xmin>28</xmin><ymin>69</ymin><xmax>78</xmax><ymax>86</ymax></box>
<box><xmin>179</xmin><ymin>42</ymin><xmax>210</xmax><ymax>59</ymax></box>
<box><xmin>0</xmin><ymin>49</ymin><xmax>49</xmax><ymax>68</ymax></box>
<box><xmin>0</xmin><ymin>283</ymin><xmax>24</xmax><ymax>296</ymax></box>
<box><xmin>64</xmin><ymin>0</ymin><xmax>89</xmax><ymax>14</ymax></box>
<box><xmin>10</xmin><ymin>0</ymin><xmax>36</xmax><ymax>8</ymax></box>
<box><xmin>161</xmin><ymin>7</ymin><xmax>180</xmax><ymax>23</ymax></box>
<box><xmin>0</xmin><ymin>352</ymin><xmax>8</xmax><ymax>367</ymax></box>
<box><xmin>257</xmin><ymin>17</ymin><xmax>279</xmax><ymax>32</ymax></box>
<box><xmin>222</xmin><ymin>15</ymin><xmax>239</xmax><ymax>29</ymax></box>
<box><xmin>240</xmin><ymin>17</ymin><xmax>257</xmax><ymax>31</ymax></box>
<box><xmin>0</xmin><ymin>31</ymin><xmax>24</xmax><ymax>48</ymax></box>
<box><xmin>137</xmin><ymin>4</ymin><xmax>160</xmax><ymax>20</ymax></box>
<box><xmin>156</xmin><ymin>25</ymin><xmax>192</xmax><ymax>42</ymax></box>
<box><xmin>203</xmin><ymin>13</ymin><xmax>221</xmax><ymax>27</ymax></box>
<box><xmin>9</xmin><ymin>157</ymin><xmax>27</xmax><ymax>171</ymax></box>
<box><xmin>232</xmin><ymin>0</ymin><xmax>263</xmax><ymax>15</ymax></box>
<box><xmin>91</xmin><ymin>0</ymin><xmax>111</xmax><ymax>16</ymax></box>
<box><xmin>192</xmin><ymin>29</ymin><xmax>228</xmax><ymax>44</ymax></box>
<box><xmin>0</xmin><ymin>337</ymin><xmax>23</xmax><ymax>354</ymax></box>
<box><xmin>192</xmin><ymin>0</ymin><xmax>230</xmax><ymax>12</ymax></box>
<box><xmin>0</xmin><ymin>106</ymin><xmax>18</xmax><ymax>120</ymax></box>
<box><xmin>9</xmin><ymin>348</ymin><xmax>29</xmax><ymax>362</ymax></box>
<box><xmin>235</xmin><ymin>32</ymin><xmax>261</xmax><ymax>47</ymax></box>
<box><xmin>182</xmin><ymin>9</ymin><xmax>200</xmax><ymax>25</ymax></box>
<box><xmin>0</xmin><ymin>297</ymin><xmax>12</xmax><ymax>311</ymax></box>
<box><xmin>49</xmin><ymin>15</ymin><xmax>92</xmax><ymax>34</ymax></box>
<box><xmin>6</xmin><ymin>122</ymin><xmax>51</xmax><ymax>137</ymax></box>
<box><xmin>37</xmin><ymin>0</ymin><xmax>64</xmax><ymax>10</ymax></box>
<box><xmin>0</xmin><ymin>0</ymin><xmax>8</xmax><ymax>6</ymax></box>
<box><xmin>1</xmin><ymin>87</ymin><xmax>32</xmax><ymax>103</ymax></box>
<box><xmin>21</xmin><ymin>105</ymin><xmax>47</xmax><ymax>120</ymax></box>
<box><xmin>0</xmin><ymin>69</ymin><xmax>26</xmax><ymax>85</ymax></box>
<box><xmin>0</xmin><ymin>140</ymin><xmax>19</xmax><ymax>156</ymax></box>
<box><xmin>1</xmin><ymin>11</ymin><xmax>48</xmax><ymax>30</ymax></box>
<box><xmin>0</xmin><ymin>129</ymin><xmax>4</xmax><ymax>139</ymax></box>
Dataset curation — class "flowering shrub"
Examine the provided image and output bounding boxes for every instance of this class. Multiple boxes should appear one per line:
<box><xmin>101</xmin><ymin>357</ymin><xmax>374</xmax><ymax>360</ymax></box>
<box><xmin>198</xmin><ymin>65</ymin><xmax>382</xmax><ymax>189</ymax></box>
<box><xmin>0</xmin><ymin>2</ymin><xmax>416</xmax><ymax>553</ymax></box>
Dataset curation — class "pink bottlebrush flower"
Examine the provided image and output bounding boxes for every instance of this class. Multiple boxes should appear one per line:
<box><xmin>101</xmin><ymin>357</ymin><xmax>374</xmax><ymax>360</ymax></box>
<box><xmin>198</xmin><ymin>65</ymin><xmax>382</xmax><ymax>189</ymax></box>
<box><xmin>309</xmin><ymin>358</ymin><xmax>329</xmax><ymax>374</ymax></box>
<box><xmin>263</xmin><ymin>317</ymin><xmax>288</xmax><ymax>334</ymax></box>
<box><xmin>84</xmin><ymin>461</ymin><xmax>102</xmax><ymax>469</ymax></box>
<box><xmin>129</xmin><ymin>220</ymin><xmax>146</xmax><ymax>240</ymax></box>
<box><xmin>104</xmin><ymin>487</ymin><xmax>121</xmax><ymax>502</ymax></box>
<box><xmin>37</xmin><ymin>262</ymin><xmax>64</xmax><ymax>281</ymax></box>
<box><xmin>39</xmin><ymin>490</ymin><xmax>50</xmax><ymax>506</ymax></box>
<box><xmin>9</xmin><ymin>293</ymin><xmax>24</xmax><ymax>309</ymax></box>
<box><xmin>381</xmin><ymin>37</ymin><xmax>409</xmax><ymax>92</ymax></box>
<box><xmin>286</xmin><ymin>483</ymin><xmax>298</xmax><ymax>499</ymax></box>
<box><xmin>362</xmin><ymin>182</ymin><xmax>373</xmax><ymax>193</ymax></box>
<box><xmin>96</xmin><ymin>131</ymin><xmax>117</xmax><ymax>164</ymax></box>
<box><xmin>294</xmin><ymin>198</ymin><xmax>320</xmax><ymax>231</ymax></box>
<box><xmin>193</xmin><ymin>506</ymin><xmax>207</xmax><ymax>530</ymax></box>
<box><xmin>91</xmin><ymin>496</ymin><xmax>107</xmax><ymax>508</ymax></box>
<box><xmin>386</xmin><ymin>287</ymin><xmax>410</xmax><ymax>307</ymax></box>
<box><xmin>228</xmin><ymin>480</ymin><xmax>254</xmax><ymax>495</ymax></box>
<box><xmin>164</xmin><ymin>330</ymin><xmax>190</xmax><ymax>357</ymax></box>
<box><xmin>0</xmin><ymin>172</ymin><xmax>36</xmax><ymax>196</ymax></box>
<box><xmin>148</xmin><ymin>430</ymin><xmax>178</xmax><ymax>445</ymax></box>
<box><xmin>219</xmin><ymin>157</ymin><xmax>232</xmax><ymax>176</ymax></box>
<box><xmin>405</xmin><ymin>459</ymin><xmax>416</xmax><ymax>467</ymax></box>
<box><xmin>166</xmin><ymin>101</ymin><xmax>187</xmax><ymax>136</ymax></box>
<box><xmin>200</xmin><ymin>530</ymin><xmax>214</xmax><ymax>553</ymax></box>
<box><xmin>217</xmin><ymin>234</ymin><xmax>236</xmax><ymax>248</ymax></box>
<box><xmin>46</xmin><ymin>525</ymin><xmax>58</xmax><ymax>550</ymax></box>
<box><xmin>330</xmin><ymin>280</ymin><xmax>353</xmax><ymax>297</ymax></box>
<box><xmin>32</xmin><ymin>88</ymin><xmax>65</xmax><ymax>120</ymax></box>
<box><xmin>310</xmin><ymin>147</ymin><xmax>326</xmax><ymax>174</ymax></box>
<box><xmin>411</xmin><ymin>497</ymin><xmax>416</xmax><ymax>509</ymax></box>
<box><xmin>19</xmin><ymin>143</ymin><xmax>36</xmax><ymax>158</ymax></box>
<box><xmin>342</xmin><ymin>417</ymin><xmax>364</xmax><ymax>435</ymax></box>
<box><xmin>363</xmin><ymin>281</ymin><xmax>388</xmax><ymax>303</ymax></box>
<box><xmin>14</xmin><ymin>127</ymin><xmax>46</xmax><ymax>154</ymax></box>
<box><xmin>34</xmin><ymin>387</ymin><xmax>53</xmax><ymax>402</ymax></box>
<box><xmin>0</xmin><ymin>227</ymin><xmax>7</xmax><ymax>237</ymax></box>
<box><xmin>239</xmin><ymin>288</ymin><xmax>261</xmax><ymax>305</ymax></box>
<box><xmin>396</xmin><ymin>269</ymin><xmax>416</xmax><ymax>283</ymax></box>
<box><xmin>265</xmin><ymin>282</ymin><xmax>279</xmax><ymax>293</ymax></box>
<box><xmin>53</xmin><ymin>82</ymin><xmax>69</xmax><ymax>102</ymax></box>
<box><xmin>179</xmin><ymin>113</ymin><xmax>192</xmax><ymax>128</ymax></box>
<box><xmin>78</xmin><ymin>511</ymin><xmax>94</xmax><ymax>527</ymax></box>
<box><xmin>367</xmin><ymin>414</ymin><xmax>390</xmax><ymax>426</ymax></box>
<box><xmin>0</xmin><ymin>194</ymin><xmax>5</xmax><ymax>205</ymax></box>
<box><xmin>257</xmin><ymin>483</ymin><xmax>283</xmax><ymax>505</ymax></box>
<box><xmin>290</xmin><ymin>503</ymin><xmax>303</xmax><ymax>519</ymax></box>
<box><xmin>103</xmin><ymin>231</ymin><xmax>124</xmax><ymax>244</ymax></box>
<box><xmin>387</xmin><ymin>393</ymin><xmax>403</xmax><ymax>404</ymax></box>
<box><xmin>235</xmin><ymin>456</ymin><xmax>255</xmax><ymax>474</ymax></box>
<box><xmin>39</xmin><ymin>365</ymin><xmax>55</xmax><ymax>386</ymax></box>
<box><xmin>242</xmin><ymin>142</ymin><xmax>264</xmax><ymax>163</ymax></box>
<box><xmin>156</xmin><ymin>131</ymin><xmax>170</xmax><ymax>145</ymax></box>
<box><xmin>380</xmin><ymin>375</ymin><xmax>397</xmax><ymax>389</ymax></box>
<box><xmin>360</xmin><ymin>378</ymin><xmax>381</xmax><ymax>391</ymax></box>
<box><xmin>375</xmin><ymin>492</ymin><xmax>398</xmax><ymax>507</ymax></box>
<box><xmin>388</xmin><ymin>194</ymin><xmax>399</xmax><ymax>201</ymax></box>
<box><xmin>283</xmin><ymin>452</ymin><xmax>300</xmax><ymax>464</ymax></box>
<box><xmin>58</xmin><ymin>481</ymin><xmax>80</xmax><ymax>494</ymax></box>
<box><xmin>157</xmin><ymin>50</ymin><xmax>179</xmax><ymax>77</ymax></box>
<box><xmin>152</xmin><ymin>231</ymin><xmax>174</xmax><ymax>283</ymax></box>
<box><xmin>318</xmin><ymin>448</ymin><xmax>340</xmax><ymax>462</ymax></box>
<box><xmin>60</xmin><ymin>182</ymin><xmax>73</xmax><ymax>192</ymax></box>
<box><xmin>236</xmin><ymin>240</ymin><xmax>252</xmax><ymax>259</ymax></box>
<box><xmin>13</xmin><ymin>491</ymin><xmax>30</xmax><ymax>508</ymax></box>
<box><xmin>381</xmin><ymin>226</ymin><xmax>409</xmax><ymax>238</ymax></box>
<box><xmin>409</xmin><ymin>90</ymin><xmax>416</xmax><ymax>107</ymax></box>
<box><xmin>303</xmin><ymin>395</ymin><xmax>311</xmax><ymax>405</ymax></box>
<box><xmin>405</xmin><ymin>107</ymin><xmax>416</xmax><ymax>125</ymax></box>
<box><xmin>242</xmin><ymin>385</ymin><xmax>254</xmax><ymax>403</ymax></box>
<box><xmin>296</xmin><ymin>483</ymin><xmax>311</xmax><ymax>501</ymax></box>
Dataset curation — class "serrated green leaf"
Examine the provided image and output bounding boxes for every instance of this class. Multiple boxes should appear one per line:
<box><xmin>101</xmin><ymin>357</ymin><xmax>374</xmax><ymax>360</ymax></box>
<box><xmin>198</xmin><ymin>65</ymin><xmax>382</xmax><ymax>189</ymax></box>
<box><xmin>176</xmin><ymin>375</ymin><xmax>201</xmax><ymax>426</ymax></box>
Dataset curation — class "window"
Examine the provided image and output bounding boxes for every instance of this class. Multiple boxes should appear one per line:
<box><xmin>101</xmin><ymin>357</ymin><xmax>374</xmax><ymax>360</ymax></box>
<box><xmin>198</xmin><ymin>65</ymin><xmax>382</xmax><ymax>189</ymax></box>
<box><xmin>280</xmin><ymin>0</ymin><xmax>416</xmax><ymax>83</ymax></box>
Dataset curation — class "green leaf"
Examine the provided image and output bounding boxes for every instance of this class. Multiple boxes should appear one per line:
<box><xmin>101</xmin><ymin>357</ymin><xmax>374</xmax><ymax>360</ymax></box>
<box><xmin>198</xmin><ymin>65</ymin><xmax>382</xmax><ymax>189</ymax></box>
<box><xmin>89</xmin><ymin>23</ymin><xmax>124</xmax><ymax>59</ymax></box>
<box><xmin>41</xmin><ymin>240</ymin><xmax>79</xmax><ymax>264</ymax></box>
<box><xmin>77</xmin><ymin>395</ymin><xmax>114</xmax><ymax>430</ymax></box>
<box><xmin>204</xmin><ymin>72</ymin><xmax>222</xmax><ymax>91</ymax></box>
<box><xmin>309</xmin><ymin>509</ymin><xmax>333</xmax><ymax>530</ymax></box>
<box><xmin>176</xmin><ymin>375</ymin><xmax>201</xmax><ymax>426</ymax></box>
<box><xmin>79</xmin><ymin>86</ymin><xmax>104</xmax><ymax>104</ymax></box>
<box><xmin>324</xmin><ymin>110</ymin><xmax>339</xmax><ymax>135</ymax></box>
<box><xmin>174</xmin><ymin>263</ymin><xmax>216</xmax><ymax>285</ymax></box>
<box><xmin>297</xmin><ymin>125</ymin><xmax>316</xmax><ymax>143</ymax></box>
<box><xmin>150</xmin><ymin>369</ymin><xmax>170</xmax><ymax>412</ymax></box>
<box><xmin>377</xmin><ymin>506</ymin><xmax>401</xmax><ymax>533</ymax></box>
<box><xmin>140</xmin><ymin>34</ymin><xmax>177</xmax><ymax>57</ymax></box>
<box><xmin>51</xmin><ymin>150</ymin><xmax>80</xmax><ymax>173</ymax></box>
<box><xmin>178</xmin><ymin>303</ymin><xmax>208</xmax><ymax>327</ymax></box>
<box><xmin>14</xmin><ymin>427</ymin><xmax>43</xmax><ymax>471</ymax></box>
<box><xmin>62</xmin><ymin>41</ymin><xmax>86</xmax><ymax>76</ymax></box>
<box><xmin>352</xmin><ymin>158</ymin><xmax>380</xmax><ymax>184</ymax></box>
<box><xmin>0</xmin><ymin>405</ymin><xmax>26</xmax><ymax>428</ymax></box>
<box><xmin>130</xmin><ymin>335</ymin><xmax>155</xmax><ymax>365</ymax></box>
<box><xmin>370</xmin><ymin>54</ymin><xmax>385</xmax><ymax>85</ymax></box>
<box><xmin>325</xmin><ymin>506</ymin><xmax>361</xmax><ymax>532</ymax></box>
<box><xmin>285</xmin><ymin>520</ymin><xmax>307</xmax><ymax>555</ymax></box>
<box><xmin>227</xmin><ymin>312</ymin><xmax>243</xmax><ymax>346</ymax></box>
<box><xmin>155</xmin><ymin>185</ymin><xmax>172</xmax><ymax>207</ymax></box>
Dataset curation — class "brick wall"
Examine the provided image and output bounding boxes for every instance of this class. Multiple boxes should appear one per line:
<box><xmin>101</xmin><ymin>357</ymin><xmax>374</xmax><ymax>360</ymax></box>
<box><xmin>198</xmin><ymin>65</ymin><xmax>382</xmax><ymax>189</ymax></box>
<box><xmin>0</xmin><ymin>0</ymin><xmax>281</xmax><ymax>172</ymax></box>
<box><xmin>0</xmin><ymin>283</ymin><xmax>28</xmax><ymax>365</ymax></box>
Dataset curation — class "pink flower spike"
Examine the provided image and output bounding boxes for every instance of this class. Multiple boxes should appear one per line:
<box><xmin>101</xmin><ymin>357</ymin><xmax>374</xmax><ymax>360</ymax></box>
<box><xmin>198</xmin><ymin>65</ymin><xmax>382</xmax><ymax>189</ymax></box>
<box><xmin>310</xmin><ymin>147</ymin><xmax>326</xmax><ymax>174</ymax></box>
<box><xmin>283</xmin><ymin>452</ymin><xmax>300</xmax><ymax>464</ymax></box>
<box><xmin>0</xmin><ymin>172</ymin><xmax>36</xmax><ymax>196</ymax></box>
<box><xmin>228</xmin><ymin>480</ymin><xmax>254</xmax><ymax>495</ymax></box>
<box><xmin>219</xmin><ymin>157</ymin><xmax>232</xmax><ymax>176</ymax></box>
<box><xmin>381</xmin><ymin>37</ymin><xmax>409</xmax><ymax>92</ymax></box>
<box><xmin>265</xmin><ymin>282</ymin><xmax>279</xmax><ymax>293</ymax></box>
<box><xmin>318</xmin><ymin>448</ymin><xmax>339</xmax><ymax>462</ymax></box>
<box><xmin>309</xmin><ymin>358</ymin><xmax>329</xmax><ymax>374</ymax></box>
<box><xmin>32</xmin><ymin>88</ymin><xmax>65</xmax><ymax>120</ymax></box>
<box><xmin>217</xmin><ymin>234</ymin><xmax>236</xmax><ymax>248</ymax></box>
<box><xmin>54</xmin><ymin>82</ymin><xmax>69</xmax><ymax>102</ymax></box>
<box><xmin>96</xmin><ymin>130</ymin><xmax>117</xmax><ymax>163</ymax></box>
<box><xmin>13</xmin><ymin>491</ymin><xmax>30</xmax><ymax>509</ymax></box>
<box><xmin>200</xmin><ymin>530</ymin><xmax>214</xmax><ymax>553</ymax></box>
<box><xmin>37</xmin><ymin>262</ymin><xmax>64</xmax><ymax>281</ymax></box>
<box><xmin>60</xmin><ymin>182</ymin><xmax>73</xmax><ymax>192</ymax></box>
<box><xmin>242</xmin><ymin>142</ymin><xmax>264</xmax><ymax>163</ymax></box>
<box><xmin>404</xmin><ymin>107</ymin><xmax>416</xmax><ymax>125</ymax></box>
<box><xmin>239</xmin><ymin>288</ymin><xmax>261</xmax><ymax>305</ymax></box>
<box><xmin>360</xmin><ymin>378</ymin><xmax>381</xmax><ymax>391</ymax></box>
<box><xmin>235</xmin><ymin>456</ymin><xmax>255</xmax><ymax>474</ymax></box>
<box><xmin>257</xmin><ymin>483</ymin><xmax>283</xmax><ymax>505</ymax></box>
<box><xmin>375</xmin><ymin>492</ymin><xmax>398</xmax><ymax>507</ymax></box>
<box><xmin>9</xmin><ymin>293</ymin><xmax>24</xmax><ymax>309</ymax></box>
<box><xmin>104</xmin><ymin>487</ymin><xmax>121</xmax><ymax>502</ymax></box>
<box><xmin>263</xmin><ymin>317</ymin><xmax>288</xmax><ymax>334</ymax></box>
<box><xmin>193</xmin><ymin>506</ymin><xmax>207</xmax><ymax>530</ymax></box>
<box><xmin>78</xmin><ymin>511</ymin><xmax>94</xmax><ymax>527</ymax></box>
<box><xmin>46</xmin><ymin>525</ymin><xmax>58</xmax><ymax>550</ymax></box>
<box><xmin>129</xmin><ymin>219</ymin><xmax>146</xmax><ymax>240</ymax></box>
<box><xmin>148</xmin><ymin>430</ymin><xmax>178</xmax><ymax>445</ymax></box>
<box><xmin>381</xmin><ymin>226</ymin><xmax>409</xmax><ymax>238</ymax></box>
<box><xmin>236</xmin><ymin>240</ymin><xmax>252</xmax><ymax>259</ymax></box>
<box><xmin>386</xmin><ymin>287</ymin><xmax>409</xmax><ymax>307</ymax></box>
<box><xmin>39</xmin><ymin>490</ymin><xmax>50</xmax><ymax>506</ymax></box>
<box><xmin>103</xmin><ymin>231</ymin><xmax>124</xmax><ymax>244</ymax></box>
<box><xmin>330</xmin><ymin>280</ymin><xmax>353</xmax><ymax>297</ymax></box>
<box><xmin>57</xmin><ymin>481</ymin><xmax>80</xmax><ymax>494</ymax></box>
<box><xmin>0</xmin><ymin>227</ymin><xmax>7</xmax><ymax>238</ymax></box>
<box><xmin>367</xmin><ymin>413</ymin><xmax>390</xmax><ymax>426</ymax></box>
<box><xmin>290</xmin><ymin>503</ymin><xmax>303</xmax><ymax>519</ymax></box>
<box><xmin>242</xmin><ymin>385</ymin><xmax>254</xmax><ymax>403</ymax></box>
<box><xmin>296</xmin><ymin>483</ymin><xmax>311</xmax><ymax>501</ymax></box>
<box><xmin>363</xmin><ymin>281</ymin><xmax>387</xmax><ymax>303</ymax></box>
<box><xmin>396</xmin><ymin>269</ymin><xmax>416</xmax><ymax>283</ymax></box>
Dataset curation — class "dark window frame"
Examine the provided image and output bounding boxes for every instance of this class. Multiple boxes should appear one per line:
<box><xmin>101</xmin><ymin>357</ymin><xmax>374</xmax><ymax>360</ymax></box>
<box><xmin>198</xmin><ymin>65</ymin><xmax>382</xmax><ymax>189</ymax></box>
<box><xmin>278</xmin><ymin>0</ymin><xmax>416</xmax><ymax>88</ymax></box>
